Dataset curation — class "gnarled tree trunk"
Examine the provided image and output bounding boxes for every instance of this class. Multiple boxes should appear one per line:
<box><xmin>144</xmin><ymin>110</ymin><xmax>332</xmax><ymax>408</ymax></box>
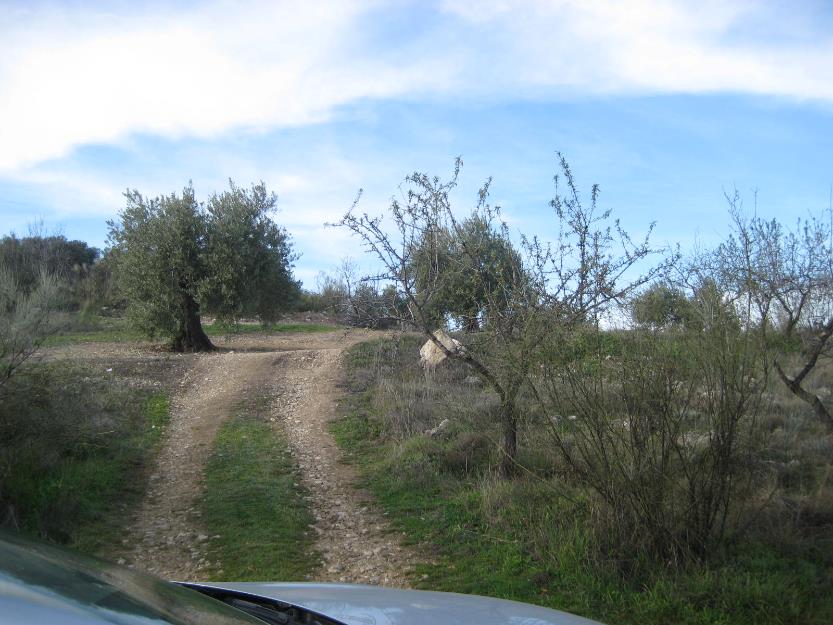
<box><xmin>172</xmin><ymin>292</ymin><xmax>214</xmax><ymax>352</ymax></box>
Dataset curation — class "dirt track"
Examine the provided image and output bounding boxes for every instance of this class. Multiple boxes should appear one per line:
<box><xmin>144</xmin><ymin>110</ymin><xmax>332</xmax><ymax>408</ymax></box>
<box><xmin>55</xmin><ymin>328</ymin><xmax>414</xmax><ymax>585</ymax></box>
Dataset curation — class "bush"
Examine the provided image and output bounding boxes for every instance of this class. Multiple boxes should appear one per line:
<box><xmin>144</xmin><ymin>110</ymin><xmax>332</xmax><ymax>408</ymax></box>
<box><xmin>0</xmin><ymin>362</ymin><xmax>168</xmax><ymax>545</ymax></box>
<box><xmin>539</xmin><ymin>295</ymin><xmax>770</xmax><ymax>564</ymax></box>
<box><xmin>336</xmin><ymin>336</ymin><xmax>833</xmax><ymax>625</ymax></box>
<box><xmin>0</xmin><ymin>263</ymin><xmax>63</xmax><ymax>392</ymax></box>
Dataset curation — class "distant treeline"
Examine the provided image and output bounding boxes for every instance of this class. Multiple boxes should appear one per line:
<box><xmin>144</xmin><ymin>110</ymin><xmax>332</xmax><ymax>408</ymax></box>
<box><xmin>0</xmin><ymin>233</ymin><xmax>118</xmax><ymax>311</ymax></box>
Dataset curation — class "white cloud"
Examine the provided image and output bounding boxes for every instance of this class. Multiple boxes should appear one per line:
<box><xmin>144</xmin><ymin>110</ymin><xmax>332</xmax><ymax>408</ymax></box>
<box><xmin>0</xmin><ymin>0</ymin><xmax>453</xmax><ymax>171</ymax></box>
<box><xmin>6</xmin><ymin>168</ymin><xmax>125</xmax><ymax>217</ymax></box>
<box><xmin>440</xmin><ymin>0</ymin><xmax>833</xmax><ymax>100</ymax></box>
<box><xmin>1</xmin><ymin>1</ymin><xmax>831</xmax><ymax>173</ymax></box>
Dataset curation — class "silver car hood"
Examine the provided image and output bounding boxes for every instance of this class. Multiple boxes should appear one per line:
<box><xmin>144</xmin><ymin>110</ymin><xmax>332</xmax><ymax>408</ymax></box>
<box><xmin>196</xmin><ymin>582</ymin><xmax>604</xmax><ymax>625</ymax></box>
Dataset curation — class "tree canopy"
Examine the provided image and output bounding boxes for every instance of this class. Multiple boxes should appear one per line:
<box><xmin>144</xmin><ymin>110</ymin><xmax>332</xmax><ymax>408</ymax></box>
<box><xmin>107</xmin><ymin>181</ymin><xmax>299</xmax><ymax>351</ymax></box>
<box><xmin>631</xmin><ymin>283</ymin><xmax>693</xmax><ymax>329</ymax></box>
<box><xmin>408</xmin><ymin>214</ymin><xmax>524</xmax><ymax>331</ymax></box>
<box><xmin>0</xmin><ymin>234</ymin><xmax>98</xmax><ymax>294</ymax></box>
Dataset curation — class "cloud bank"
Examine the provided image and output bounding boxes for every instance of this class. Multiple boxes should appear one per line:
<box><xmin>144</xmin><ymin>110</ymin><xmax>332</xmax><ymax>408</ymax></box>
<box><xmin>1</xmin><ymin>0</ymin><xmax>831</xmax><ymax>171</ymax></box>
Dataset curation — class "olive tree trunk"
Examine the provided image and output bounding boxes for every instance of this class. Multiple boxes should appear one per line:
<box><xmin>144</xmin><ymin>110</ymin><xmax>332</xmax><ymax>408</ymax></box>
<box><xmin>172</xmin><ymin>292</ymin><xmax>214</xmax><ymax>352</ymax></box>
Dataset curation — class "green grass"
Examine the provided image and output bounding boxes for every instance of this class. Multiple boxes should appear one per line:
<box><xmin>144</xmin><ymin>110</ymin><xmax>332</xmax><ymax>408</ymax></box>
<box><xmin>204</xmin><ymin>322</ymin><xmax>338</xmax><ymax>336</ymax></box>
<box><xmin>69</xmin><ymin>391</ymin><xmax>171</xmax><ymax>554</ymax></box>
<box><xmin>43</xmin><ymin>315</ymin><xmax>145</xmax><ymax>346</ymax></box>
<box><xmin>332</xmin><ymin>338</ymin><xmax>833</xmax><ymax>625</ymax></box>
<box><xmin>44</xmin><ymin>315</ymin><xmax>339</xmax><ymax>345</ymax></box>
<box><xmin>0</xmin><ymin>362</ymin><xmax>171</xmax><ymax>554</ymax></box>
<box><xmin>200</xmin><ymin>395</ymin><xmax>317</xmax><ymax>581</ymax></box>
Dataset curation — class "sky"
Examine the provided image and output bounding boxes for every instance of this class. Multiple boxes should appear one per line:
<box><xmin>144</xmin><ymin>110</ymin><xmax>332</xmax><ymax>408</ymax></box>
<box><xmin>1</xmin><ymin>0</ymin><xmax>832</xmax><ymax>288</ymax></box>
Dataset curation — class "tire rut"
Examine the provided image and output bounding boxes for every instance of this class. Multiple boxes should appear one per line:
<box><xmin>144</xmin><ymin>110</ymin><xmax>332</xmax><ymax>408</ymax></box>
<box><xmin>273</xmin><ymin>347</ymin><xmax>414</xmax><ymax>587</ymax></box>
<box><xmin>115</xmin><ymin>329</ymin><xmax>415</xmax><ymax>586</ymax></box>
<box><xmin>118</xmin><ymin>350</ymin><xmax>276</xmax><ymax>579</ymax></box>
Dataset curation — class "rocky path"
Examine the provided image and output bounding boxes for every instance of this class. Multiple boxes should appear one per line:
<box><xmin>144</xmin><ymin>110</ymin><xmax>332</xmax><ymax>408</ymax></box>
<box><xmin>274</xmin><ymin>347</ymin><xmax>413</xmax><ymax>586</ymax></box>
<box><xmin>111</xmin><ymin>328</ymin><xmax>414</xmax><ymax>585</ymax></box>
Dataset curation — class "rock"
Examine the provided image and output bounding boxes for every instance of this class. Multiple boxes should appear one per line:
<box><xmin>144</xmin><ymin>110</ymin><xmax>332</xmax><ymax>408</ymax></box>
<box><xmin>425</xmin><ymin>418</ymin><xmax>451</xmax><ymax>437</ymax></box>
<box><xmin>419</xmin><ymin>330</ymin><xmax>463</xmax><ymax>369</ymax></box>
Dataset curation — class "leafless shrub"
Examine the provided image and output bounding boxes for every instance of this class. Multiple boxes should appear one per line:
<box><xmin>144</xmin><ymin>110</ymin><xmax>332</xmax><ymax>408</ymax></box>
<box><xmin>535</xmin><ymin>287</ymin><xmax>770</xmax><ymax>561</ymax></box>
<box><xmin>338</xmin><ymin>155</ymin><xmax>671</xmax><ymax>474</ymax></box>
<box><xmin>716</xmin><ymin>196</ymin><xmax>833</xmax><ymax>428</ymax></box>
<box><xmin>0</xmin><ymin>263</ymin><xmax>62</xmax><ymax>393</ymax></box>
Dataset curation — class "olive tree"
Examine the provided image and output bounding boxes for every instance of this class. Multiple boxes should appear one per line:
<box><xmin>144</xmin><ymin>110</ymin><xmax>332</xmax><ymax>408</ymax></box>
<box><xmin>339</xmin><ymin>155</ymin><xmax>667</xmax><ymax>474</ymax></box>
<box><xmin>631</xmin><ymin>282</ymin><xmax>694</xmax><ymax>329</ymax></box>
<box><xmin>408</xmin><ymin>214</ymin><xmax>523</xmax><ymax>332</ymax></box>
<box><xmin>108</xmin><ymin>181</ymin><xmax>299</xmax><ymax>351</ymax></box>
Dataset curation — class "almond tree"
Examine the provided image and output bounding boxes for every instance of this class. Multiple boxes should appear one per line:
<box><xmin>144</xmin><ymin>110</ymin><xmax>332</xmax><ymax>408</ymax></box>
<box><xmin>717</xmin><ymin>197</ymin><xmax>833</xmax><ymax>428</ymax></box>
<box><xmin>339</xmin><ymin>155</ymin><xmax>668</xmax><ymax>474</ymax></box>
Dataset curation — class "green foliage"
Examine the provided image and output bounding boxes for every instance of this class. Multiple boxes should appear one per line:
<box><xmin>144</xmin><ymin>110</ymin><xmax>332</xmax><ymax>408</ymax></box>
<box><xmin>107</xmin><ymin>181</ymin><xmax>299</xmax><ymax>350</ymax></box>
<box><xmin>202</xmin><ymin>181</ymin><xmax>300</xmax><ymax>323</ymax></box>
<box><xmin>408</xmin><ymin>214</ymin><xmax>524</xmax><ymax>330</ymax></box>
<box><xmin>631</xmin><ymin>283</ymin><xmax>694</xmax><ymax>328</ymax></box>
<box><xmin>201</xmin><ymin>396</ymin><xmax>316</xmax><ymax>581</ymax></box>
<box><xmin>0</xmin><ymin>362</ymin><xmax>170</xmax><ymax>549</ymax></box>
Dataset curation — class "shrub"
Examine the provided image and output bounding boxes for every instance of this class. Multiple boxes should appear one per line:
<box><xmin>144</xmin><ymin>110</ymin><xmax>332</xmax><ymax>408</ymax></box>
<box><xmin>538</xmin><ymin>299</ymin><xmax>769</xmax><ymax>564</ymax></box>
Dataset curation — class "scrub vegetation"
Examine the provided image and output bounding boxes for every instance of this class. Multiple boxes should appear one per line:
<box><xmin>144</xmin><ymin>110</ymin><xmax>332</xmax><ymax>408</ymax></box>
<box><xmin>328</xmin><ymin>158</ymin><xmax>833</xmax><ymax>624</ymax></box>
<box><xmin>0</xmin><ymin>359</ymin><xmax>171</xmax><ymax>552</ymax></box>
<box><xmin>334</xmin><ymin>335</ymin><xmax>833</xmax><ymax>625</ymax></box>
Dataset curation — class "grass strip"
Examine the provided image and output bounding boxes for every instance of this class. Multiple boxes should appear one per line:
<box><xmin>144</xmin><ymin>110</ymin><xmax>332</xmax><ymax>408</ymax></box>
<box><xmin>205</xmin><ymin>322</ymin><xmax>338</xmax><ymax>336</ymax></box>
<box><xmin>43</xmin><ymin>316</ymin><xmax>145</xmax><ymax>346</ymax></box>
<box><xmin>201</xmin><ymin>397</ymin><xmax>316</xmax><ymax>581</ymax></box>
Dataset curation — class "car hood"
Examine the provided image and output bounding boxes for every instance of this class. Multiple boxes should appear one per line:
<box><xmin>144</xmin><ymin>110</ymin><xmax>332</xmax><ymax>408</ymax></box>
<box><xmin>194</xmin><ymin>582</ymin><xmax>604</xmax><ymax>625</ymax></box>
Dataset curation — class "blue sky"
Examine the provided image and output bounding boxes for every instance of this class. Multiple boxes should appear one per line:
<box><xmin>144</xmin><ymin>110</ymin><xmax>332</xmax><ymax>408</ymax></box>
<box><xmin>1</xmin><ymin>0</ymin><xmax>832</xmax><ymax>287</ymax></box>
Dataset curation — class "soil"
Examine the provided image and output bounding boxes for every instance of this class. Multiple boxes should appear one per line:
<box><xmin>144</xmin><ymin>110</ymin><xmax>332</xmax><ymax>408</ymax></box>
<box><xmin>52</xmin><ymin>328</ymin><xmax>415</xmax><ymax>585</ymax></box>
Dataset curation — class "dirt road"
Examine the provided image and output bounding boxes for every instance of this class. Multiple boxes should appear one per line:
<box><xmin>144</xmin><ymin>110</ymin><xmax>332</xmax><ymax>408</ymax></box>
<box><xmin>80</xmin><ymin>328</ymin><xmax>416</xmax><ymax>585</ymax></box>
